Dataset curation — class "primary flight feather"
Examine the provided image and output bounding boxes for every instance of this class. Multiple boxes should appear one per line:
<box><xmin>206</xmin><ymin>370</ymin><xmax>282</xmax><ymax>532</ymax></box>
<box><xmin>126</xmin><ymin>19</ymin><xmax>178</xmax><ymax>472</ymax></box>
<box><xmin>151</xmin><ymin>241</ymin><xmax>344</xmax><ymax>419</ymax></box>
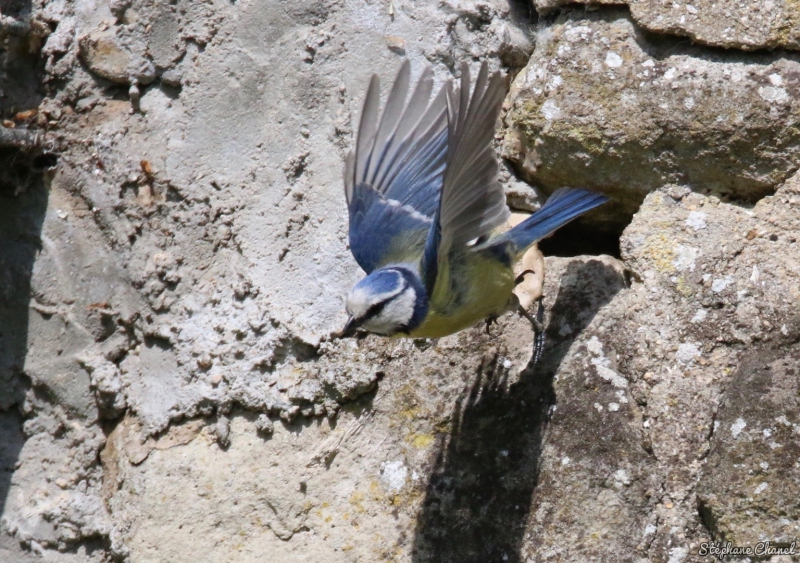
<box><xmin>341</xmin><ymin>61</ymin><xmax>608</xmax><ymax>340</ymax></box>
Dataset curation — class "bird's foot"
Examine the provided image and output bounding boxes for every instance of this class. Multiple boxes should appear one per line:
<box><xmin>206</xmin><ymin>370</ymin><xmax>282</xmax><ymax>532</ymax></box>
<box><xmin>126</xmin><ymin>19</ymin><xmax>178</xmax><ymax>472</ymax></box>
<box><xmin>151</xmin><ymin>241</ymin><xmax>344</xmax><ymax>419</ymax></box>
<box><xmin>485</xmin><ymin>315</ymin><xmax>499</xmax><ymax>335</ymax></box>
<box><xmin>518</xmin><ymin>297</ymin><xmax>546</xmax><ymax>366</ymax></box>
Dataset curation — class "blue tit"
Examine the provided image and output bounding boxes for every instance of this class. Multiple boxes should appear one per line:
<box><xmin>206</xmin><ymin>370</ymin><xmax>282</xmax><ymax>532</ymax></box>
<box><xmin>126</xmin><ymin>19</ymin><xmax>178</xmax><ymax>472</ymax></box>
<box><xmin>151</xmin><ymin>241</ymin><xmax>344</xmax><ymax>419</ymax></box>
<box><xmin>340</xmin><ymin>61</ymin><xmax>608</xmax><ymax>340</ymax></box>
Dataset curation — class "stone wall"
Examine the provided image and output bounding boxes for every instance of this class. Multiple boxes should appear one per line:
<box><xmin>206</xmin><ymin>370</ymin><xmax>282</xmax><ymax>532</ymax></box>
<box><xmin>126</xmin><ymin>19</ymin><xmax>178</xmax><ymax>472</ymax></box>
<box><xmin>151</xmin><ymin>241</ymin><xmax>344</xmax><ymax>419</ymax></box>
<box><xmin>0</xmin><ymin>0</ymin><xmax>798</xmax><ymax>561</ymax></box>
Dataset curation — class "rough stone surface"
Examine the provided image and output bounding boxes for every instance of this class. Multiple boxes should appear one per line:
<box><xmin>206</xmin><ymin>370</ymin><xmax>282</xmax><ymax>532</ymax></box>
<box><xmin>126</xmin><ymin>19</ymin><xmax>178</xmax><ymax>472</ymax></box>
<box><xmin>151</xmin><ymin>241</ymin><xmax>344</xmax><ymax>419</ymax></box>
<box><xmin>533</xmin><ymin>1</ymin><xmax>800</xmax><ymax>51</ymax></box>
<box><xmin>697</xmin><ymin>344</ymin><xmax>800</xmax><ymax>548</ymax></box>
<box><xmin>102</xmin><ymin>256</ymin><xmax>622</xmax><ymax>563</ymax></box>
<box><xmin>628</xmin><ymin>0</ymin><xmax>800</xmax><ymax>51</ymax></box>
<box><xmin>598</xmin><ymin>178</ymin><xmax>800</xmax><ymax>561</ymax></box>
<box><xmin>3</xmin><ymin>0</ymin><xmax>800</xmax><ymax>561</ymax></box>
<box><xmin>78</xmin><ymin>29</ymin><xmax>131</xmax><ymax>85</ymax></box>
<box><xmin>503</xmin><ymin>10</ymin><xmax>800</xmax><ymax>230</ymax></box>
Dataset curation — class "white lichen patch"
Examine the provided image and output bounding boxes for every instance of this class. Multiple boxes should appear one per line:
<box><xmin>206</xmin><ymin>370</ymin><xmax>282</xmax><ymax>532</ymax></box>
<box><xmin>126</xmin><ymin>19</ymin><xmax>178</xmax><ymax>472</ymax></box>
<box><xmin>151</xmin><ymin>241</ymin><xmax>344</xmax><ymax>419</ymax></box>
<box><xmin>691</xmin><ymin>309</ymin><xmax>707</xmax><ymax>323</ymax></box>
<box><xmin>668</xmin><ymin>547</ymin><xmax>688</xmax><ymax>563</ymax></box>
<box><xmin>379</xmin><ymin>460</ymin><xmax>408</xmax><ymax>491</ymax></box>
<box><xmin>673</xmin><ymin>245</ymin><xmax>699</xmax><ymax>271</ymax></box>
<box><xmin>605</xmin><ymin>51</ymin><xmax>623</xmax><ymax>68</ymax></box>
<box><xmin>758</xmin><ymin>85</ymin><xmax>788</xmax><ymax>103</ymax></box>
<box><xmin>547</xmin><ymin>75</ymin><xmax>563</xmax><ymax>91</ymax></box>
<box><xmin>731</xmin><ymin>418</ymin><xmax>747</xmax><ymax>439</ymax></box>
<box><xmin>540</xmin><ymin>99</ymin><xmax>561</xmax><ymax>120</ymax></box>
<box><xmin>613</xmin><ymin>468</ymin><xmax>631</xmax><ymax>487</ymax></box>
<box><xmin>676</xmin><ymin>342</ymin><xmax>701</xmax><ymax>364</ymax></box>
<box><xmin>712</xmin><ymin>276</ymin><xmax>733</xmax><ymax>293</ymax></box>
<box><xmin>587</xmin><ymin>336</ymin><xmax>628</xmax><ymax>388</ymax></box>
<box><xmin>564</xmin><ymin>25</ymin><xmax>592</xmax><ymax>42</ymax></box>
<box><xmin>685</xmin><ymin>211</ymin><xmax>707</xmax><ymax>230</ymax></box>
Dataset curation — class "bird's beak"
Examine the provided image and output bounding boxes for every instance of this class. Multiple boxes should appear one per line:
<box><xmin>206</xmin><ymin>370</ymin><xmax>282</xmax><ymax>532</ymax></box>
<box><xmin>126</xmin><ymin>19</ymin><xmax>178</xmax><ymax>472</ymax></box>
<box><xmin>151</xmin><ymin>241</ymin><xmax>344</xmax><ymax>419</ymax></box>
<box><xmin>336</xmin><ymin>316</ymin><xmax>358</xmax><ymax>339</ymax></box>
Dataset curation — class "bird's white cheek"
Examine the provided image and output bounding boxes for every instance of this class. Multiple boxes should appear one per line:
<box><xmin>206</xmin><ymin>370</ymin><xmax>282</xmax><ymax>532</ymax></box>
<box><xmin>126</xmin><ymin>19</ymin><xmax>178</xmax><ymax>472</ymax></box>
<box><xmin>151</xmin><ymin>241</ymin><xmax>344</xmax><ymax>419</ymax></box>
<box><xmin>382</xmin><ymin>287</ymin><xmax>416</xmax><ymax>327</ymax></box>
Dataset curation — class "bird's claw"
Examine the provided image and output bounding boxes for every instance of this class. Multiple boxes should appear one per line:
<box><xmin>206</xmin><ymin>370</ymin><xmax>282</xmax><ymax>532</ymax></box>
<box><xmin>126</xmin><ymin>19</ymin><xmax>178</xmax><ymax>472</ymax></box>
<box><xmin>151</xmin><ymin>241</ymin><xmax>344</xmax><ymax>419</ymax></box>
<box><xmin>518</xmin><ymin>297</ymin><xmax>546</xmax><ymax>366</ymax></box>
<box><xmin>514</xmin><ymin>269</ymin><xmax>538</xmax><ymax>286</ymax></box>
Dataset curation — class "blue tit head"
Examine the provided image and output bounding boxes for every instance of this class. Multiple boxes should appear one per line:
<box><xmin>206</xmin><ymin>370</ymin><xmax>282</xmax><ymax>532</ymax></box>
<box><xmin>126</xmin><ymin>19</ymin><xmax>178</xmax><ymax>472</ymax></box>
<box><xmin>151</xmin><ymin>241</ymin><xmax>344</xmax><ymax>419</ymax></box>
<box><xmin>342</xmin><ymin>266</ymin><xmax>428</xmax><ymax>337</ymax></box>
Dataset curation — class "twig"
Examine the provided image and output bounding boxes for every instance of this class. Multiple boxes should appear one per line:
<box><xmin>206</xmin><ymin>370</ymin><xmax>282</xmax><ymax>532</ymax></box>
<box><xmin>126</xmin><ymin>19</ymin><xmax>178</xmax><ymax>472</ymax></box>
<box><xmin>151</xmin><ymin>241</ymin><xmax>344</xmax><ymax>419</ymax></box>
<box><xmin>0</xmin><ymin>126</ymin><xmax>45</xmax><ymax>151</ymax></box>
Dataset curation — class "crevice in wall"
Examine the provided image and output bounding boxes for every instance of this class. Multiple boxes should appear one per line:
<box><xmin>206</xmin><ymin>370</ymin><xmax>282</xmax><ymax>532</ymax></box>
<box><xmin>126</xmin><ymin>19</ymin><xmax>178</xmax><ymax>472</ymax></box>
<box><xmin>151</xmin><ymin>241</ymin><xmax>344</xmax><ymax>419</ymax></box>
<box><xmin>538</xmin><ymin>215</ymin><xmax>622</xmax><ymax>257</ymax></box>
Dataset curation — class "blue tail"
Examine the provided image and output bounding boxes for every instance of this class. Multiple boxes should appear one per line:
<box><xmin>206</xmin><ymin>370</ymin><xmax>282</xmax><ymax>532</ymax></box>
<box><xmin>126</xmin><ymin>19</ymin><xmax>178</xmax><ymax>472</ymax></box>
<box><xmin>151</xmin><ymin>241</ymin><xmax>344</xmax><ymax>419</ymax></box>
<box><xmin>500</xmin><ymin>188</ymin><xmax>608</xmax><ymax>254</ymax></box>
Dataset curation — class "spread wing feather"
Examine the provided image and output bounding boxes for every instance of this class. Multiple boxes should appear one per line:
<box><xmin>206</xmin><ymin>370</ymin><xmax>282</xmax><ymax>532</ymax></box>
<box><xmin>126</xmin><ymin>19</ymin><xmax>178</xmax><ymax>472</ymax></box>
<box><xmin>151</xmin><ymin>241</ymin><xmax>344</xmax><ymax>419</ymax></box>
<box><xmin>345</xmin><ymin>62</ymin><xmax>449</xmax><ymax>273</ymax></box>
<box><xmin>422</xmin><ymin>62</ymin><xmax>510</xmax><ymax>298</ymax></box>
<box><xmin>438</xmin><ymin>62</ymin><xmax>509</xmax><ymax>249</ymax></box>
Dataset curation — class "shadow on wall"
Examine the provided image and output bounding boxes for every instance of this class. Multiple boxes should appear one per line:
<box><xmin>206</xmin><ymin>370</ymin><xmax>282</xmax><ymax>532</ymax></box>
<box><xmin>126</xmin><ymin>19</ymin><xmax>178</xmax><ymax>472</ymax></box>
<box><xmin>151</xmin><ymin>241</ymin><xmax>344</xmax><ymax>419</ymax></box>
<box><xmin>1</xmin><ymin>0</ymin><xmax>49</xmax><ymax>524</ymax></box>
<box><xmin>0</xmin><ymin>152</ymin><xmax>49</xmax><ymax>520</ymax></box>
<box><xmin>411</xmin><ymin>259</ymin><xmax>625</xmax><ymax>563</ymax></box>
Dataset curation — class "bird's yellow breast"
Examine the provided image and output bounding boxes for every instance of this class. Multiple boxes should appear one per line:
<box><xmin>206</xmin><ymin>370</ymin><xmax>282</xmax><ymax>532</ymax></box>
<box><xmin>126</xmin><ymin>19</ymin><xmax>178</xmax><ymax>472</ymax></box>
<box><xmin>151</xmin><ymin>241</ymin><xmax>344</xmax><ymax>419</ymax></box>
<box><xmin>407</xmin><ymin>250</ymin><xmax>516</xmax><ymax>339</ymax></box>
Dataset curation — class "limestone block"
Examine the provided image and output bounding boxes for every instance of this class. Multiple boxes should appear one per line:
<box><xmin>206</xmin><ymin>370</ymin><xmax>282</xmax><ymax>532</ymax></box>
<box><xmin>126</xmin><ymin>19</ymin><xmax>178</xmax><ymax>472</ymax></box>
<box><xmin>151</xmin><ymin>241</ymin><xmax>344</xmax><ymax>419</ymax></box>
<box><xmin>504</xmin><ymin>11</ymin><xmax>800</xmax><ymax>228</ymax></box>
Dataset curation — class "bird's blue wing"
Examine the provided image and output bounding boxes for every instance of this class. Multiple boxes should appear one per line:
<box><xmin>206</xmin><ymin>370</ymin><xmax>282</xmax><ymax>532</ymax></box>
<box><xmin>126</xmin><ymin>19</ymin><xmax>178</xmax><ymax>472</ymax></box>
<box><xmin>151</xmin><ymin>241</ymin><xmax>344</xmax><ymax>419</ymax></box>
<box><xmin>344</xmin><ymin>61</ymin><xmax>449</xmax><ymax>273</ymax></box>
<box><xmin>348</xmin><ymin>182</ymin><xmax>432</xmax><ymax>273</ymax></box>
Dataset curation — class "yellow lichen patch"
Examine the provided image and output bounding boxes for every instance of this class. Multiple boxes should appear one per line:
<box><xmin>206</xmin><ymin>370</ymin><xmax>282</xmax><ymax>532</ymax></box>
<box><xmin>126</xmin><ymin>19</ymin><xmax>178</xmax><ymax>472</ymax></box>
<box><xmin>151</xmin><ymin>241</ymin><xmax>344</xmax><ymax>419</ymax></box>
<box><xmin>386</xmin><ymin>477</ymin><xmax>425</xmax><ymax>511</ymax></box>
<box><xmin>395</xmin><ymin>384</ymin><xmax>423</xmax><ymax>420</ymax></box>
<box><xmin>675</xmin><ymin>276</ymin><xmax>694</xmax><ymax>297</ymax></box>
<box><xmin>404</xmin><ymin>432</ymin><xmax>435</xmax><ymax>449</ymax></box>
<box><xmin>771</xmin><ymin>0</ymin><xmax>800</xmax><ymax>47</ymax></box>
<box><xmin>368</xmin><ymin>479</ymin><xmax>388</xmax><ymax>503</ymax></box>
<box><xmin>642</xmin><ymin>233</ymin><xmax>677</xmax><ymax>273</ymax></box>
<box><xmin>349</xmin><ymin>490</ymin><xmax>366</xmax><ymax>514</ymax></box>
<box><xmin>559</xmin><ymin>123</ymin><xmax>610</xmax><ymax>155</ymax></box>
<box><xmin>373</xmin><ymin>537</ymin><xmax>405</xmax><ymax>563</ymax></box>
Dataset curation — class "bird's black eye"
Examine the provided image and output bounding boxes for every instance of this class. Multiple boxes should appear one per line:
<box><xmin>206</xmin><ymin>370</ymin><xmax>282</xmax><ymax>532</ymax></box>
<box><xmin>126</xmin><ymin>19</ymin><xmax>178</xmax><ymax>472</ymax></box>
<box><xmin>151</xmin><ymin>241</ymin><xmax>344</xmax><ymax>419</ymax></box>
<box><xmin>364</xmin><ymin>300</ymin><xmax>388</xmax><ymax>320</ymax></box>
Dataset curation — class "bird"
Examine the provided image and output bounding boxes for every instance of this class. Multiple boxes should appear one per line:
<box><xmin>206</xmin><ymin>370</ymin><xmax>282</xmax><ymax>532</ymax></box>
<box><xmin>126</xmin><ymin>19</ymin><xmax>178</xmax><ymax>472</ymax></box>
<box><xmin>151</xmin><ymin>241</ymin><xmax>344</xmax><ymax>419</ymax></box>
<box><xmin>339</xmin><ymin>60</ymin><xmax>608</xmax><ymax>355</ymax></box>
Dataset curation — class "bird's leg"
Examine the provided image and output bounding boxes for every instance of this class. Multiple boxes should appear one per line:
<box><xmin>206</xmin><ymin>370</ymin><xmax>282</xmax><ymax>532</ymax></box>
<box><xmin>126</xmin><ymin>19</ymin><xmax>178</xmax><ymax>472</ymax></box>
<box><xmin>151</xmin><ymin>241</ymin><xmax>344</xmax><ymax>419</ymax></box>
<box><xmin>484</xmin><ymin>315</ymin><xmax>499</xmax><ymax>335</ymax></box>
<box><xmin>518</xmin><ymin>297</ymin><xmax>546</xmax><ymax>366</ymax></box>
<box><xmin>515</xmin><ymin>265</ymin><xmax>546</xmax><ymax>364</ymax></box>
